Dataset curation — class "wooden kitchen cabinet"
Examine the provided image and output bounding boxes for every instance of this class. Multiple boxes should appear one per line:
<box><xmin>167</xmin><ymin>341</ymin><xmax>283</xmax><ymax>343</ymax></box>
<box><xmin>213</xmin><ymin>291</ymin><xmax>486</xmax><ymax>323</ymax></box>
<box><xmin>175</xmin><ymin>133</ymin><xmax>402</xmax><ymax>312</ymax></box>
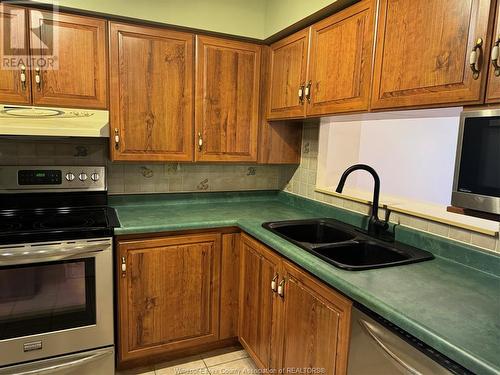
<box><xmin>195</xmin><ymin>36</ymin><xmax>261</xmax><ymax>162</ymax></box>
<box><xmin>0</xmin><ymin>4</ymin><xmax>31</xmax><ymax>105</ymax></box>
<box><xmin>29</xmin><ymin>11</ymin><xmax>107</xmax><ymax>109</ymax></box>
<box><xmin>267</xmin><ymin>29</ymin><xmax>310</xmax><ymax>120</ymax></box>
<box><xmin>486</xmin><ymin>2</ymin><xmax>500</xmax><ymax>103</ymax></box>
<box><xmin>278</xmin><ymin>260</ymin><xmax>352</xmax><ymax>374</ymax></box>
<box><xmin>239</xmin><ymin>234</ymin><xmax>352</xmax><ymax>373</ymax></box>
<box><xmin>307</xmin><ymin>0</ymin><xmax>375</xmax><ymax>116</ymax></box>
<box><xmin>0</xmin><ymin>5</ymin><xmax>106</xmax><ymax>109</ymax></box>
<box><xmin>109</xmin><ymin>23</ymin><xmax>194</xmax><ymax>162</ymax></box>
<box><xmin>117</xmin><ymin>233</ymin><xmax>221</xmax><ymax>363</ymax></box>
<box><xmin>371</xmin><ymin>0</ymin><xmax>493</xmax><ymax>110</ymax></box>
<box><xmin>239</xmin><ymin>234</ymin><xmax>282</xmax><ymax>369</ymax></box>
<box><xmin>267</xmin><ymin>0</ymin><xmax>375</xmax><ymax>120</ymax></box>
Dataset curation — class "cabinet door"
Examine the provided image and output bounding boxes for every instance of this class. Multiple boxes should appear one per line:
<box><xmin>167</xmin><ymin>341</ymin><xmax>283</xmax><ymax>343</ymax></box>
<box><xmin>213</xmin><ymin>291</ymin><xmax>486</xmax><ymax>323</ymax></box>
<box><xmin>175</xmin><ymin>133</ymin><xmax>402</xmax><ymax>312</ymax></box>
<box><xmin>279</xmin><ymin>261</ymin><xmax>352</xmax><ymax>374</ymax></box>
<box><xmin>239</xmin><ymin>234</ymin><xmax>282</xmax><ymax>369</ymax></box>
<box><xmin>117</xmin><ymin>234</ymin><xmax>221</xmax><ymax>363</ymax></box>
<box><xmin>0</xmin><ymin>4</ymin><xmax>31</xmax><ymax>105</ymax></box>
<box><xmin>486</xmin><ymin>3</ymin><xmax>500</xmax><ymax>103</ymax></box>
<box><xmin>267</xmin><ymin>29</ymin><xmax>309</xmax><ymax>120</ymax></box>
<box><xmin>29</xmin><ymin>11</ymin><xmax>107</xmax><ymax>108</ymax></box>
<box><xmin>307</xmin><ymin>0</ymin><xmax>374</xmax><ymax>116</ymax></box>
<box><xmin>195</xmin><ymin>36</ymin><xmax>260</xmax><ymax>162</ymax></box>
<box><xmin>110</xmin><ymin>23</ymin><xmax>194</xmax><ymax>162</ymax></box>
<box><xmin>371</xmin><ymin>0</ymin><xmax>492</xmax><ymax>109</ymax></box>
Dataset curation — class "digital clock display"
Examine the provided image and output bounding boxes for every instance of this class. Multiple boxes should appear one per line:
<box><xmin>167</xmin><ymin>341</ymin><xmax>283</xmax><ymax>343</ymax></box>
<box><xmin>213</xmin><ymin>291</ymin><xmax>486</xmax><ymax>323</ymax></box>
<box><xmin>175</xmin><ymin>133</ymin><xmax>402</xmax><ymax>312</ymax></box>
<box><xmin>18</xmin><ymin>170</ymin><xmax>62</xmax><ymax>185</ymax></box>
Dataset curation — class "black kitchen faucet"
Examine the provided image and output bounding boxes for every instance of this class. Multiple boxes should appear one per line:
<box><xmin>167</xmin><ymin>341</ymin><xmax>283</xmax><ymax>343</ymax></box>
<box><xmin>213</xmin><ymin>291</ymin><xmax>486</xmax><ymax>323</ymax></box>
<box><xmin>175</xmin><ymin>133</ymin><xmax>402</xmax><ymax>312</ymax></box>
<box><xmin>336</xmin><ymin>164</ymin><xmax>393</xmax><ymax>240</ymax></box>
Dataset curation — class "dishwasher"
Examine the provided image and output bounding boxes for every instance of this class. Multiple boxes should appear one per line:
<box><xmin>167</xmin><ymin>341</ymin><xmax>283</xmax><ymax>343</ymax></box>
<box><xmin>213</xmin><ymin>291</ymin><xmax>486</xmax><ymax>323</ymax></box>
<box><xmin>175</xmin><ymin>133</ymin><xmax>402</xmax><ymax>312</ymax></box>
<box><xmin>347</xmin><ymin>306</ymin><xmax>473</xmax><ymax>375</ymax></box>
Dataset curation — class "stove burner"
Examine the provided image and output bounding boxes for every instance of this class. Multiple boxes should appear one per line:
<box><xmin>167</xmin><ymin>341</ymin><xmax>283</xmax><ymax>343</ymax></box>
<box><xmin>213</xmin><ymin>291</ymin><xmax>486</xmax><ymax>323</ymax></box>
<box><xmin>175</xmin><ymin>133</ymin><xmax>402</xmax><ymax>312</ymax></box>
<box><xmin>36</xmin><ymin>215</ymin><xmax>95</xmax><ymax>229</ymax></box>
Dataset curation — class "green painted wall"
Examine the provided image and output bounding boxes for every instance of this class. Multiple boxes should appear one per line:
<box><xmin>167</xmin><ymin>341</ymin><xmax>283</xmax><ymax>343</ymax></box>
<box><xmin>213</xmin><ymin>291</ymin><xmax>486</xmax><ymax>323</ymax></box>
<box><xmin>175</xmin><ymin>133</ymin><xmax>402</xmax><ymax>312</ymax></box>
<box><xmin>32</xmin><ymin>0</ymin><xmax>337</xmax><ymax>39</ymax></box>
<box><xmin>264</xmin><ymin>0</ymin><xmax>338</xmax><ymax>37</ymax></box>
<box><xmin>32</xmin><ymin>0</ymin><xmax>267</xmax><ymax>39</ymax></box>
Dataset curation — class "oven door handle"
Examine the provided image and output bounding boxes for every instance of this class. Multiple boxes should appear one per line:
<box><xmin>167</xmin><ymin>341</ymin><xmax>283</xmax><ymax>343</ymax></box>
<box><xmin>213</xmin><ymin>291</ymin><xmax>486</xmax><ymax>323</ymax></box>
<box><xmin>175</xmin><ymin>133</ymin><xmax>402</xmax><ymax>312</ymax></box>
<box><xmin>7</xmin><ymin>348</ymin><xmax>113</xmax><ymax>375</ymax></box>
<box><xmin>0</xmin><ymin>242</ymin><xmax>108</xmax><ymax>266</ymax></box>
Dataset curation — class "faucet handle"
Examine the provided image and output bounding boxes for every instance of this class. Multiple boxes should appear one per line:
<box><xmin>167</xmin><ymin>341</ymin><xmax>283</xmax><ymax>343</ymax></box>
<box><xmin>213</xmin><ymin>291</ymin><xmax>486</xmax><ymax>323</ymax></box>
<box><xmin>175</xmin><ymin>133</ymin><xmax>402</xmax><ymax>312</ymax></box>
<box><xmin>384</xmin><ymin>207</ymin><xmax>392</xmax><ymax>223</ymax></box>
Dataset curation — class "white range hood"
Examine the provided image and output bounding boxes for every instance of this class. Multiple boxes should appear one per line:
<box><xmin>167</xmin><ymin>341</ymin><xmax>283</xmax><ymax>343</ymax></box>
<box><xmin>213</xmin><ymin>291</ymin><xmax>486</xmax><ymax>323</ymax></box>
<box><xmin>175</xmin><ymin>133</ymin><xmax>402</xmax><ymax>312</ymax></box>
<box><xmin>0</xmin><ymin>105</ymin><xmax>109</xmax><ymax>137</ymax></box>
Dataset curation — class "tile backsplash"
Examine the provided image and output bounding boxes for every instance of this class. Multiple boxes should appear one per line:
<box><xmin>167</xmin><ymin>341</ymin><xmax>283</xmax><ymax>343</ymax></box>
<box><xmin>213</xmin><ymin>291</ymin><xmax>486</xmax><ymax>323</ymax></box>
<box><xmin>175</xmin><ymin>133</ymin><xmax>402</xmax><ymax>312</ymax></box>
<box><xmin>0</xmin><ymin>137</ymin><xmax>296</xmax><ymax>194</ymax></box>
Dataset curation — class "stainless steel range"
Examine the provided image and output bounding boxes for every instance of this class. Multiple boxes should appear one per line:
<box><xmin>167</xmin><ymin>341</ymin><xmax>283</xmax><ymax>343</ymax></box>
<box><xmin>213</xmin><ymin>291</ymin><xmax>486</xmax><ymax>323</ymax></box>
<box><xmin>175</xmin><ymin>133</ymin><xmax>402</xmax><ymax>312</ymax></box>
<box><xmin>0</xmin><ymin>166</ymin><xmax>118</xmax><ymax>374</ymax></box>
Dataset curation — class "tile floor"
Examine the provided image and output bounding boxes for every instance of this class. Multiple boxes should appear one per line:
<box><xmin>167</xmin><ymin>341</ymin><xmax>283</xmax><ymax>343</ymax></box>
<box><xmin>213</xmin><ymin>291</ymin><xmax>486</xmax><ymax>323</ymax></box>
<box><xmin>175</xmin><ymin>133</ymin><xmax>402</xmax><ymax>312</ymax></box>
<box><xmin>116</xmin><ymin>346</ymin><xmax>257</xmax><ymax>375</ymax></box>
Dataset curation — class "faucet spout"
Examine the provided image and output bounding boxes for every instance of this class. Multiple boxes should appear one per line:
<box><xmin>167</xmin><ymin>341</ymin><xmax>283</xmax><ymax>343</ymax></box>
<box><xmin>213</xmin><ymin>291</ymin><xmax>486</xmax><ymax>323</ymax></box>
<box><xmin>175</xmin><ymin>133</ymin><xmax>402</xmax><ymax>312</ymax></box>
<box><xmin>336</xmin><ymin>164</ymin><xmax>390</xmax><ymax>239</ymax></box>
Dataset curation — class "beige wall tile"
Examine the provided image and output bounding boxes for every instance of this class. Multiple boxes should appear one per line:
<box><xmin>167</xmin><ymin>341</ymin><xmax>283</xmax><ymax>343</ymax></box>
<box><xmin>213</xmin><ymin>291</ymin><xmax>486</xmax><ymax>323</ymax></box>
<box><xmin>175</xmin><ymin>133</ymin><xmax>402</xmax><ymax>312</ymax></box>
<box><xmin>470</xmin><ymin>233</ymin><xmax>497</xmax><ymax>251</ymax></box>
<box><xmin>449</xmin><ymin>227</ymin><xmax>472</xmax><ymax>244</ymax></box>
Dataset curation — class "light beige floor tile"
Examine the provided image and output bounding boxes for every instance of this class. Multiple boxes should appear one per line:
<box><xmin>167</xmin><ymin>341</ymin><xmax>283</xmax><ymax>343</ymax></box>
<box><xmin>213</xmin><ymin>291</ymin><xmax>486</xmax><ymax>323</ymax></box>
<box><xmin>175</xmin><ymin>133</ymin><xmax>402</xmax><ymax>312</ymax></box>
<box><xmin>208</xmin><ymin>357</ymin><xmax>257</xmax><ymax>375</ymax></box>
<box><xmin>155</xmin><ymin>355</ymin><xmax>208</xmax><ymax>375</ymax></box>
<box><xmin>201</xmin><ymin>347</ymin><xmax>248</xmax><ymax>367</ymax></box>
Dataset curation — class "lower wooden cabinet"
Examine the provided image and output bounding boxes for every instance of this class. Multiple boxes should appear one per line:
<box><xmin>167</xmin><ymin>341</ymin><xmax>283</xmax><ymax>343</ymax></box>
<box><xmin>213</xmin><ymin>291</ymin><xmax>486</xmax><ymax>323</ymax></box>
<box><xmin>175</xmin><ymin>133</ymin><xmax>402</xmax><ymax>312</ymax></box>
<box><xmin>116</xmin><ymin>230</ymin><xmax>352</xmax><ymax>372</ymax></box>
<box><xmin>239</xmin><ymin>233</ymin><xmax>352</xmax><ymax>373</ymax></box>
<box><xmin>239</xmin><ymin>234</ymin><xmax>282</xmax><ymax>368</ymax></box>
<box><xmin>117</xmin><ymin>233</ymin><xmax>222</xmax><ymax>363</ymax></box>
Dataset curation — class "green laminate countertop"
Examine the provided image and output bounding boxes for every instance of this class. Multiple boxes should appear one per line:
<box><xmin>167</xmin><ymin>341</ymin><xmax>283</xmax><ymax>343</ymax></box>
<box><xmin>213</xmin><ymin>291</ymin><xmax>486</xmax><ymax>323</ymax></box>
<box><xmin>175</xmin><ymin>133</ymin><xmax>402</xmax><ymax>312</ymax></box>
<box><xmin>111</xmin><ymin>191</ymin><xmax>500</xmax><ymax>375</ymax></box>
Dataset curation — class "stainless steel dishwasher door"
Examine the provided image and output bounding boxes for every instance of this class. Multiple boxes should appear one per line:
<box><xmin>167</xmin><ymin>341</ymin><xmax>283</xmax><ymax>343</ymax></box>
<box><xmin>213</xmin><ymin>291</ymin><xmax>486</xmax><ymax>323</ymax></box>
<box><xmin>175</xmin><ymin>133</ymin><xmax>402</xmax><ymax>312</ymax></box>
<box><xmin>347</xmin><ymin>308</ymin><xmax>453</xmax><ymax>375</ymax></box>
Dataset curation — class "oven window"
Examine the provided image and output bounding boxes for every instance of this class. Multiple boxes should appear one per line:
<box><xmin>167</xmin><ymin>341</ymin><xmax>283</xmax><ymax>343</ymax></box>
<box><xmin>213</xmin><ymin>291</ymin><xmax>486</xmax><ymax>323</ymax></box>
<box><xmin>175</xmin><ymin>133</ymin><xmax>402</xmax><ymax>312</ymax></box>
<box><xmin>458</xmin><ymin>116</ymin><xmax>500</xmax><ymax>197</ymax></box>
<box><xmin>0</xmin><ymin>258</ymin><xmax>96</xmax><ymax>340</ymax></box>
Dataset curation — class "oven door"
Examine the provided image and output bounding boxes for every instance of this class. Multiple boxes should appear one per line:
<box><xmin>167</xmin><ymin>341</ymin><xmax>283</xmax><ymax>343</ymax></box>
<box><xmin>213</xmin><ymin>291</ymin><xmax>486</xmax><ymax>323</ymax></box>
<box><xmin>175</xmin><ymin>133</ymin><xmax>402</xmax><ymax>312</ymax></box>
<box><xmin>0</xmin><ymin>238</ymin><xmax>113</xmax><ymax>367</ymax></box>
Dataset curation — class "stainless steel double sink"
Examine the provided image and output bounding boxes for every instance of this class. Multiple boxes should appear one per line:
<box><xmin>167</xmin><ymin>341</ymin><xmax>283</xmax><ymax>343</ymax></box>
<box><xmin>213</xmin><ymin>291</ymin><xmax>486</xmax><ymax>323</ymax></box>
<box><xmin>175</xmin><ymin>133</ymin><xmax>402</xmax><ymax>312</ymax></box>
<box><xmin>262</xmin><ymin>219</ymin><xmax>433</xmax><ymax>271</ymax></box>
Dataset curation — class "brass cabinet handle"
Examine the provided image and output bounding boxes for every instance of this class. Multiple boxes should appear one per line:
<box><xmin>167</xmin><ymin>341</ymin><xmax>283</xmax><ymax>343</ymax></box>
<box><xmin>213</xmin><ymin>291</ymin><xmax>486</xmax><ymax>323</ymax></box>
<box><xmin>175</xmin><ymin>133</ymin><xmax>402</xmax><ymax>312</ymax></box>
<box><xmin>35</xmin><ymin>67</ymin><xmax>42</xmax><ymax>90</ymax></box>
<box><xmin>121</xmin><ymin>256</ymin><xmax>126</xmax><ymax>277</ymax></box>
<box><xmin>469</xmin><ymin>37</ymin><xmax>483</xmax><ymax>80</ymax></box>
<box><xmin>491</xmin><ymin>35</ymin><xmax>500</xmax><ymax>77</ymax></box>
<box><xmin>298</xmin><ymin>83</ymin><xmax>305</xmax><ymax>103</ymax></box>
<box><xmin>277</xmin><ymin>279</ymin><xmax>285</xmax><ymax>298</ymax></box>
<box><xmin>271</xmin><ymin>274</ymin><xmax>278</xmax><ymax>292</ymax></box>
<box><xmin>114</xmin><ymin>128</ymin><xmax>120</xmax><ymax>150</ymax></box>
<box><xmin>198</xmin><ymin>132</ymin><xmax>203</xmax><ymax>152</ymax></box>
<box><xmin>304</xmin><ymin>80</ymin><xmax>312</xmax><ymax>102</ymax></box>
<box><xmin>20</xmin><ymin>65</ymin><xmax>26</xmax><ymax>90</ymax></box>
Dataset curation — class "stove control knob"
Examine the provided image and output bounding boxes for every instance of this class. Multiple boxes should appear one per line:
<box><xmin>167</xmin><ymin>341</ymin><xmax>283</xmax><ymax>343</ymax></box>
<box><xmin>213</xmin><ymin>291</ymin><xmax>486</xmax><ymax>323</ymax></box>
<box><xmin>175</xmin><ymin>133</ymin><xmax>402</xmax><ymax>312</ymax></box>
<box><xmin>90</xmin><ymin>173</ymin><xmax>100</xmax><ymax>182</ymax></box>
<box><xmin>79</xmin><ymin>172</ymin><xmax>88</xmax><ymax>181</ymax></box>
<box><xmin>65</xmin><ymin>172</ymin><xmax>75</xmax><ymax>182</ymax></box>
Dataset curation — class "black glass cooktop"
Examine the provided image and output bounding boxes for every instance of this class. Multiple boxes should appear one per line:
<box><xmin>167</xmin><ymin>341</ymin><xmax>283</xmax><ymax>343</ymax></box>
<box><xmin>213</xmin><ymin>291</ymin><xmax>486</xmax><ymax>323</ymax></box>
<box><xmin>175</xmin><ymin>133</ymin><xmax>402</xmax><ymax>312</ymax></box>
<box><xmin>0</xmin><ymin>192</ymin><xmax>119</xmax><ymax>245</ymax></box>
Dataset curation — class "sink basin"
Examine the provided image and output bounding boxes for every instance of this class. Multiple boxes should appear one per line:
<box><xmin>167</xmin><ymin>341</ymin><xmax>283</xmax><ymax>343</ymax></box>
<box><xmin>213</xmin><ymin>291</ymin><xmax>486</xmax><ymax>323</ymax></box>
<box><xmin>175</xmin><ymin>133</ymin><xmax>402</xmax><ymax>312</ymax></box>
<box><xmin>314</xmin><ymin>241</ymin><xmax>410</xmax><ymax>270</ymax></box>
<box><xmin>263</xmin><ymin>219</ymin><xmax>433</xmax><ymax>271</ymax></box>
<box><xmin>263</xmin><ymin>220</ymin><xmax>356</xmax><ymax>244</ymax></box>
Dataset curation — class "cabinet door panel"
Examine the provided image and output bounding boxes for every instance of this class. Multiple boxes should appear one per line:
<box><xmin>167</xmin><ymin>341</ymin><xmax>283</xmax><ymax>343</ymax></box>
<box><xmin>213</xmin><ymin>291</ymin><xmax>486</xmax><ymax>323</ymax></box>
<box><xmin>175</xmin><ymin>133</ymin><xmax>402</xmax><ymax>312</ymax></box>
<box><xmin>239</xmin><ymin>234</ymin><xmax>281</xmax><ymax>369</ymax></box>
<box><xmin>372</xmin><ymin>0</ymin><xmax>492</xmax><ymax>109</ymax></box>
<box><xmin>307</xmin><ymin>0</ymin><xmax>374</xmax><ymax>115</ymax></box>
<box><xmin>280</xmin><ymin>261</ymin><xmax>352</xmax><ymax>374</ymax></box>
<box><xmin>267</xmin><ymin>29</ymin><xmax>309</xmax><ymax>120</ymax></box>
<box><xmin>117</xmin><ymin>234</ymin><xmax>221</xmax><ymax>363</ymax></box>
<box><xmin>110</xmin><ymin>23</ymin><xmax>194</xmax><ymax>161</ymax></box>
<box><xmin>0</xmin><ymin>4</ymin><xmax>31</xmax><ymax>105</ymax></box>
<box><xmin>195</xmin><ymin>36</ymin><xmax>260</xmax><ymax>162</ymax></box>
<box><xmin>486</xmin><ymin>3</ymin><xmax>500</xmax><ymax>103</ymax></box>
<box><xmin>29</xmin><ymin>11</ymin><xmax>107</xmax><ymax>108</ymax></box>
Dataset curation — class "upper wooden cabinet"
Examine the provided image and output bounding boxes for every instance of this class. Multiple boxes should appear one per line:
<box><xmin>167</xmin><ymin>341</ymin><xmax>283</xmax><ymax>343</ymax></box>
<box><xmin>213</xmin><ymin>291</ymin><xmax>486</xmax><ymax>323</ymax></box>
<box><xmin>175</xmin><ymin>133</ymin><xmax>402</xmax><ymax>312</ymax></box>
<box><xmin>267</xmin><ymin>0</ymin><xmax>375</xmax><ymax>120</ymax></box>
<box><xmin>239</xmin><ymin>234</ymin><xmax>352</xmax><ymax>373</ymax></box>
<box><xmin>267</xmin><ymin>29</ymin><xmax>310</xmax><ymax>120</ymax></box>
<box><xmin>371</xmin><ymin>0</ymin><xmax>493</xmax><ymax>110</ymax></box>
<box><xmin>195</xmin><ymin>36</ymin><xmax>261</xmax><ymax>162</ymax></box>
<box><xmin>109</xmin><ymin>23</ymin><xmax>194</xmax><ymax>162</ymax></box>
<box><xmin>0</xmin><ymin>5</ymin><xmax>31</xmax><ymax>105</ymax></box>
<box><xmin>117</xmin><ymin>233</ymin><xmax>221</xmax><ymax>364</ymax></box>
<box><xmin>307</xmin><ymin>0</ymin><xmax>375</xmax><ymax>116</ymax></box>
<box><xmin>486</xmin><ymin>3</ymin><xmax>500</xmax><ymax>103</ymax></box>
<box><xmin>0</xmin><ymin>5</ymin><xmax>106</xmax><ymax>108</ymax></box>
<box><xmin>29</xmin><ymin>11</ymin><xmax>107</xmax><ymax>108</ymax></box>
